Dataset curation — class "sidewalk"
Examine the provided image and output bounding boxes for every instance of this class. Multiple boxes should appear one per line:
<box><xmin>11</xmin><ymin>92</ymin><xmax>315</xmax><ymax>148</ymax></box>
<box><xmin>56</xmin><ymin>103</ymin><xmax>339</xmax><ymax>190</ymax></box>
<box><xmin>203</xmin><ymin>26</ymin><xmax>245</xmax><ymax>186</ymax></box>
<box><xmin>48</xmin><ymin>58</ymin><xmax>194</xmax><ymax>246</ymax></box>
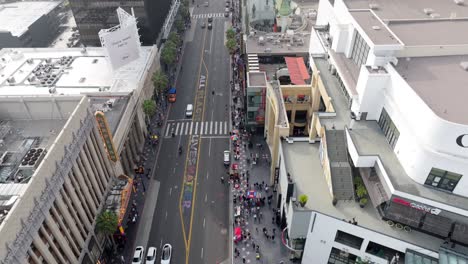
<box><xmin>230</xmin><ymin>134</ymin><xmax>291</xmax><ymax>264</ymax></box>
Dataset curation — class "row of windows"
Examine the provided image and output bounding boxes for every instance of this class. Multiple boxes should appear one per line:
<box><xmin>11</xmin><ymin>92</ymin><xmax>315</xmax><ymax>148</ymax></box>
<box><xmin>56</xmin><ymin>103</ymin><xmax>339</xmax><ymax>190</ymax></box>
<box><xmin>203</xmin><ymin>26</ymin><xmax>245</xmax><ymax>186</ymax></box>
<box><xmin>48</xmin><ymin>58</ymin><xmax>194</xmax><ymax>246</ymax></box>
<box><xmin>425</xmin><ymin>168</ymin><xmax>462</xmax><ymax>192</ymax></box>
<box><xmin>378</xmin><ymin>108</ymin><xmax>400</xmax><ymax>149</ymax></box>
<box><xmin>350</xmin><ymin>32</ymin><xmax>370</xmax><ymax>66</ymax></box>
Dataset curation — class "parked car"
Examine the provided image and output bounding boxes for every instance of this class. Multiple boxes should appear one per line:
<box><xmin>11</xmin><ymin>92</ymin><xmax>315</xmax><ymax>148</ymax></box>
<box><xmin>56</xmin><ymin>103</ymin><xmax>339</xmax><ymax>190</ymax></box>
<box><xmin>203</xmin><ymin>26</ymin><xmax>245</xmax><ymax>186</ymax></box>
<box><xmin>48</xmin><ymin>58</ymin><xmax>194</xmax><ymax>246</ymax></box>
<box><xmin>132</xmin><ymin>246</ymin><xmax>144</xmax><ymax>264</ymax></box>
<box><xmin>224</xmin><ymin>8</ymin><xmax>230</xmax><ymax>17</ymax></box>
<box><xmin>224</xmin><ymin>150</ymin><xmax>230</xmax><ymax>166</ymax></box>
<box><xmin>146</xmin><ymin>247</ymin><xmax>157</xmax><ymax>264</ymax></box>
<box><xmin>208</xmin><ymin>23</ymin><xmax>213</xmax><ymax>30</ymax></box>
<box><xmin>161</xmin><ymin>244</ymin><xmax>172</xmax><ymax>264</ymax></box>
<box><xmin>208</xmin><ymin>16</ymin><xmax>213</xmax><ymax>22</ymax></box>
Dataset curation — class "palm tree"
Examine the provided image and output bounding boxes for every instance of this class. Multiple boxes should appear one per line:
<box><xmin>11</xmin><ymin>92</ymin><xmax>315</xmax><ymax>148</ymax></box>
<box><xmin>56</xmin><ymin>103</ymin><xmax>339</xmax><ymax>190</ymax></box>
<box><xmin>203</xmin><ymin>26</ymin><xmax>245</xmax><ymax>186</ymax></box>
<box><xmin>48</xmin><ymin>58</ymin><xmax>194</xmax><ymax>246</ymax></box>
<box><xmin>96</xmin><ymin>211</ymin><xmax>118</xmax><ymax>248</ymax></box>
<box><xmin>152</xmin><ymin>70</ymin><xmax>169</xmax><ymax>98</ymax></box>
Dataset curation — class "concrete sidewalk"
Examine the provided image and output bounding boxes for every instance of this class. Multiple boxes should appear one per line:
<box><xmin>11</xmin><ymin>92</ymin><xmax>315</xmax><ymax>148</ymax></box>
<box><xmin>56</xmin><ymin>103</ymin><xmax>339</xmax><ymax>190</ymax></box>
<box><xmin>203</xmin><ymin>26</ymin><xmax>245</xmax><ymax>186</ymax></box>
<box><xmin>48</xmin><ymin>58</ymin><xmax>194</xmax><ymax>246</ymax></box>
<box><xmin>231</xmin><ymin>135</ymin><xmax>291</xmax><ymax>264</ymax></box>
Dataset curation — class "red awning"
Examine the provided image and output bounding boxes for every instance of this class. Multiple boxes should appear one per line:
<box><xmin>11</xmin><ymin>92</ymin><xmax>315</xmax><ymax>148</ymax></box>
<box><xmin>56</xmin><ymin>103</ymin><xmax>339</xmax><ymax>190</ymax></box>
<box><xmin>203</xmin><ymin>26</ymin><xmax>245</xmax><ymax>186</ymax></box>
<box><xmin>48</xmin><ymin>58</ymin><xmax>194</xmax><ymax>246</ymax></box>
<box><xmin>284</xmin><ymin>57</ymin><xmax>310</xmax><ymax>85</ymax></box>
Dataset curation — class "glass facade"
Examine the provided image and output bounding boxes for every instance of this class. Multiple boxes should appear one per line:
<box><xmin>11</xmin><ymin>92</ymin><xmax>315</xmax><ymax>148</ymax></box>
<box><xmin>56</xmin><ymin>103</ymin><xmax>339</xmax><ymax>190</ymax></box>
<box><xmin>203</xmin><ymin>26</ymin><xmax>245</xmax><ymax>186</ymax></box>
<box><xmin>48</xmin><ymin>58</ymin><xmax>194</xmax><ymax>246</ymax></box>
<box><xmin>378</xmin><ymin>108</ymin><xmax>399</xmax><ymax>149</ymax></box>
<box><xmin>69</xmin><ymin>0</ymin><xmax>171</xmax><ymax>46</ymax></box>
<box><xmin>425</xmin><ymin>168</ymin><xmax>462</xmax><ymax>192</ymax></box>
<box><xmin>350</xmin><ymin>32</ymin><xmax>370</xmax><ymax>66</ymax></box>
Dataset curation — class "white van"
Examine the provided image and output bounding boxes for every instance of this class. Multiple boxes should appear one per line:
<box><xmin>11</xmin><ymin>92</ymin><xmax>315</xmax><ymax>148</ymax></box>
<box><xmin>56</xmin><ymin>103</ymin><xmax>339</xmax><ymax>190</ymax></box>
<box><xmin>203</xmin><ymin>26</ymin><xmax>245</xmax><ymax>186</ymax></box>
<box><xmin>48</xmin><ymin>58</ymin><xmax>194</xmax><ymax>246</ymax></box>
<box><xmin>186</xmin><ymin>104</ymin><xmax>193</xmax><ymax>117</ymax></box>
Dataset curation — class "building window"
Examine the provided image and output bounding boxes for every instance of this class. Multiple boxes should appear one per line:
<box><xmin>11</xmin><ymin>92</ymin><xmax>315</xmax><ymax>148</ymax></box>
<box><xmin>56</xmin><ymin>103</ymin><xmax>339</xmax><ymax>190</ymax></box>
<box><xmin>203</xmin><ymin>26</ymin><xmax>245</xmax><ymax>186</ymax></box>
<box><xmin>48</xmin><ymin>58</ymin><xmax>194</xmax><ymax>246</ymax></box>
<box><xmin>366</xmin><ymin>241</ymin><xmax>403</xmax><ymax>260</ymax></box>
<box><xmin>350</xmin><ymin>32</ymin><xmax>370</xmax><ymax>66</ymax></box>
<box><xmin>378</xmin><ymin>108</ymin><xmax>399</xmax><ymax>149</ymax></box>
<box><xmin>328</xmin><ymin>247</ymin><xmax>358</xmax><ymax>264</ymax></box>
<box><xmin>425</xmin><ymin>168</ymin><xmax>462</xmax><ymax>192</ymax></box>
<box><xmin>334</xmin><ymin>230</ymin><xmax>363</xmax><ymax>250</ymax></box>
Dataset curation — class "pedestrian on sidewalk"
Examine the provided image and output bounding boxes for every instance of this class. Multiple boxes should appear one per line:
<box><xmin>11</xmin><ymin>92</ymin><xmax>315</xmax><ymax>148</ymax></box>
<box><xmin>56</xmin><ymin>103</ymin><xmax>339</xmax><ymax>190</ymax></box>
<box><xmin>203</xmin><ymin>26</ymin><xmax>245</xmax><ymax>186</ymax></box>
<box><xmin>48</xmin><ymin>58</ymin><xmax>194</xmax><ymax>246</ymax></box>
<box><xmin>242</xmin><ymin>257</ymin><xmax>246</xmax><ymax>263</ymax></box>
<box><xmin>273</xmin><ymin>228</ymin><xmax>276</xmax><ymax>235</ymax></box>
<box><xmin>272</xmin><ymin>216</ymin><xmax>275</xmax><ymax>224</ymax></box>
<box><xmin>220</xmin><ymin>176</ymin><xmax>225</xmax><ymax>183</ymax></box>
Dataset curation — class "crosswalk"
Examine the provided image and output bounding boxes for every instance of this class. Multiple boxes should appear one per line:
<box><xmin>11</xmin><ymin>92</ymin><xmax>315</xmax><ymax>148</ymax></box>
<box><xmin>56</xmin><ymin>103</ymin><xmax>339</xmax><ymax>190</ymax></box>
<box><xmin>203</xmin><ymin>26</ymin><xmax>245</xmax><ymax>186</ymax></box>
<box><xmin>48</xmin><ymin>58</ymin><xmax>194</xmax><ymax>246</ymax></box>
<box><xmin>192</xmin><ymin>13</ymin><xmax>225</xmax><ymax>19</ymax></box>
<box><xmin>165</xmin><ymin>120</ymin><xmax>229</xmax><ymax>137</ymax></box>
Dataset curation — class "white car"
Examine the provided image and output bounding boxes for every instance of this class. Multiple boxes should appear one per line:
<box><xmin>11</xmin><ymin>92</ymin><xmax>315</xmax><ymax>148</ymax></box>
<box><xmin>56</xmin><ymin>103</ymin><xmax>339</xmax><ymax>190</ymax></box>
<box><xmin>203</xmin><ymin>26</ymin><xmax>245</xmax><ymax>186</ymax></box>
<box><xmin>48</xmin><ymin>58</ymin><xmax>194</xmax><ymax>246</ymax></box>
<box><xmin>161</xmin><ymin>244</ymin><xmax>172</xmax><ymax>264</ymax></box>
<box><xmin>132</xmin><ymin>246</ymin><xmax>144</xmax><ymax>264</ymax></box>
<box><xmin>146</xmin><ymin>247</ymin><xmax>157</xmax><ymax>264</ymax></box>
<box><xmin>186</xmin><ymin>104</ymin><xmax>193</xmax><ymax>117</ymax></box>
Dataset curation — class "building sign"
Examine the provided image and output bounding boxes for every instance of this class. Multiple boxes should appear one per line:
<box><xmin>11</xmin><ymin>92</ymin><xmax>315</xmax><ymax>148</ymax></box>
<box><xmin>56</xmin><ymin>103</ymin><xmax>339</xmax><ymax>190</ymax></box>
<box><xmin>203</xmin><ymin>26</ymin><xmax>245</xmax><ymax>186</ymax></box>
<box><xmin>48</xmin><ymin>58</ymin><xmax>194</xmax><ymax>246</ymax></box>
<box><xmin>392</xmin><ymin>197</ymin><xmax>442</xmax><ymax>215</ymax></box>
<box><xmin>95</xmin><ymin>111</ymin><xmax>119</xmax><ymax>162</ymax></box>
<box><xmin>456</xmin><ymin>134</ymin><xmax>468</xmax><ymax>148</ymax></box>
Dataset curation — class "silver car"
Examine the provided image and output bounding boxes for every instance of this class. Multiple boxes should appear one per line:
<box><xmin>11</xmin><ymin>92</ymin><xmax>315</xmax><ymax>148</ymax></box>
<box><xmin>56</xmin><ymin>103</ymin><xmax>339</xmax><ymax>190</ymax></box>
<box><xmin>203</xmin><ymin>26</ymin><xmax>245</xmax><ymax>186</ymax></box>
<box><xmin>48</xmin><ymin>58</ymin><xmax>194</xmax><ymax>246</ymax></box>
<box><xmin>132</xmin><ymin>246</ymin><xmax>144</xmax><ymax>264</ymax></box>
<box><xmin>146</xmin><ymin>247</ymin><xmax>157</xmax><ymax>264</ymax></box>
<box><xmin>160</xmin><ymin>244</ymin><xmax>172</xmax><ymax>264</ymax></box>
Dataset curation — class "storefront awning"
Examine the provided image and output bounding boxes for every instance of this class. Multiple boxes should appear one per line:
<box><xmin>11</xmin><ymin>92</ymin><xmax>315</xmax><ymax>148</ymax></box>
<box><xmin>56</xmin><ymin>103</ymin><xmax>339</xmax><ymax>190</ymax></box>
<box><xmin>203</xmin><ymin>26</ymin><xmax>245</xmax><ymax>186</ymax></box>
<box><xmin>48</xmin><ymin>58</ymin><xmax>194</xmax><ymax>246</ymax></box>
<box><xmin>385</xmin><ymin>202</ymin><xmax>424</xmax><ymax>228</ymax></box>
<box><xmin>452</xmin><ymin>222</ymin><xmax>468</xmax><ymax>245</ymax></box>
<box><xmin>420</xmin><ymin>214</ymin><xmax>452</xmax><ymax>237</ymax></box>
<box><xmin>284</xmin><ymin>57</ymin><xmax>310</xmax><ymax>85</ymax></box>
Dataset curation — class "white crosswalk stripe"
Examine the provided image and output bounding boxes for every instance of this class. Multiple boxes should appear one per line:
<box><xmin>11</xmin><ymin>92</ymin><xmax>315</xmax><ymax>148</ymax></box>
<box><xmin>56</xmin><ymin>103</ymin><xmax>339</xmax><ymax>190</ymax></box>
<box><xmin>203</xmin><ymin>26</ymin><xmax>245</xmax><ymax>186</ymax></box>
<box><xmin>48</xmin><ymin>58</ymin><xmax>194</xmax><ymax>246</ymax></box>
<box><xmin>165</xmin><ymin>121</ymin><xmax>229</xmax><ymax>137</ymax></box>
<box><xmin>191</xmin><ymin>13</ymin><xmax>225</xmax><ymax>19</ymax></box>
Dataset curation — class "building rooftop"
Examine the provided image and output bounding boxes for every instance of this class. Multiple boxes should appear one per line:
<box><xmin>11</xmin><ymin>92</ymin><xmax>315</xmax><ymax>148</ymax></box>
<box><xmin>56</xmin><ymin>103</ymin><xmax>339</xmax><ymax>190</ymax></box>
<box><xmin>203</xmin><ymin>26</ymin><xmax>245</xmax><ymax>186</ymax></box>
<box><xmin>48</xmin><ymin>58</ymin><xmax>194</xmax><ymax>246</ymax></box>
<box><xmin>0</xmin><ymin>1</ymin><xmax>62</xmax><ymax>37</ymax></box>
<box><xmin>90</xmin><ymin>97</ymin><xmax>130</xmax><ymax>134</ymax></box>
<box><xmin>281</xmin><ymin>141</ymin><xmax>444</xmax><ymax>253</ymax></box>
<box><xmin>247</xmin><ymin>71</ymin><xmax>267</xmax><ymax>87</ymax></box>
<box><xmin>345</xmin><ymin>0</ymin><xmax>468</xmax><ymax>47</ymax></box>
<box><xmin>246</xmin><ymin>32</ymin><xmax>311</xmax><ymax>56</ymax></box>
<box><xmin>0</xmin><ymin>47</ymin><xmax>154</xmax><ymax>96</ymax></box>
<box><xmin>394</xmin><ymin>55</ymin><xmax>468</xmax><ymax>125</ymax></box>
<box><xmin>349</xmin><ymin>10</ymin><xmax>401</xmax><ymax>46</ymax></box>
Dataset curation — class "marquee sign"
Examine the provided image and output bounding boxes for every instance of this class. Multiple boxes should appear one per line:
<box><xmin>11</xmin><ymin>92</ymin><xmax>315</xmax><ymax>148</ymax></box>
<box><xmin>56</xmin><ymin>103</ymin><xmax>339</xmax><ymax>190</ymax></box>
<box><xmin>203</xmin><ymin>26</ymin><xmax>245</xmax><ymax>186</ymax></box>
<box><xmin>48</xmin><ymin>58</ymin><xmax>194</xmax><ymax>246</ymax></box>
<box><xmin>456</xmin><ymin>134</ymin><xmax>468</xmax><ymax>148</ymax></box>
<box><xmin>95</xmin><ymin>111</ymin><xmax>119</xmax><ymax>162</ymax></box>
<box><xmin>392</xmin><ymin>197</ymin><xmax>442</xmax><ymax>215</ymax></box>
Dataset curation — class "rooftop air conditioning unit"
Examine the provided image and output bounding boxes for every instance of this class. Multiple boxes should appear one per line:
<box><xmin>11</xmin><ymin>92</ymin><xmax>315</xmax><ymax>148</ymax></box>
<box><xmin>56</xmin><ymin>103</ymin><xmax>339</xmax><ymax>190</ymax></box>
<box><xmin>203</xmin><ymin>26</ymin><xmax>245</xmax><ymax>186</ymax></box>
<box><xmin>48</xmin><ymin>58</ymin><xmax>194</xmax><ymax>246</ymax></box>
<box><xmin>19</xmin><ymin>148</ymin><xmax>47</xmax><ymax>170</ymax></box>
<box><xmin>423</xmin><ymin>8</ymin><xmax>434</xmax><ymax>15</ymax></box>
<box><xmin>460</xmin><ymin>61</ymin><xmax>468</xmax><ymax>71</ymax></box>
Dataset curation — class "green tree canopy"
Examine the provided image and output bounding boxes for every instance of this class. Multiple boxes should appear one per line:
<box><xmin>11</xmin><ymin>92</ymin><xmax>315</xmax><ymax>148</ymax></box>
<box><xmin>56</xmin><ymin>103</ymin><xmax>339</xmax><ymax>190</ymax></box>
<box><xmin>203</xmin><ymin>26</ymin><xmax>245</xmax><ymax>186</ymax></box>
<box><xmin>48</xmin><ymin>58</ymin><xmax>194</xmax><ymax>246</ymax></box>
<box><xmin>179</xmin><ymin>5</ymin><xmax>190</xmax><ymax>20</ymax></box>
<box><xmin>225</xmin><ymin>38</ymin><xmax>237</xmax><ymax>54</ymax></box>
<box><xmin>142</xmin><ymin>99</ymin><xmax>156</xmax><ymax>117</ymax></box>
<box><xmin>226</xmin><ymin>28</ymin><xmax>236</xmax><ymax>40</ymax></box>
<box><xmin>175</xmin><ymin>17</ymin><xmax>185</xmax><ymax>33</ymax></box>
<box><xmin>152</xmin><ymin>70</ymin><xmax>169</xmax><ymax>95</ymax></box>
<box><xmin>161</xmin><ymin>42</ymin><xmax>177</xmax><ymax>66</ymax></box>
<box><xmin>168</xmin><ymin>32</ymin><xmax>181</xmax><ymax>47</ymax></box>
<box><xmin>96</xmin><ymin>211</ymin><xmax>118</xmax><ymax>235</ymax></box>
<box><xmin>298</xmin><ymin>194</ymin><xmax>308</xmax><ymax>207</ymax></box>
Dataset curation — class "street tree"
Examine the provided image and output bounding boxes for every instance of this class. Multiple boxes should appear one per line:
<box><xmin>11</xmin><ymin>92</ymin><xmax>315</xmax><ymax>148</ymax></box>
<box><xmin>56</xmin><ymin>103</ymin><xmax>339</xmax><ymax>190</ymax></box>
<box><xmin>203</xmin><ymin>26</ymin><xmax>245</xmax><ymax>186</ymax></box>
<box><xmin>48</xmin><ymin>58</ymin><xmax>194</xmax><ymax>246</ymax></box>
<box><xmin>175</xmin><ymin>17</ymin><xmax>185</xmax><ymax>33</ymax></box>
<box><xmin>168</xmin><ymin>32</ymin><xmax>181</xmax><ymax>47</ymax></box>
<box><xmin>161</xmin><ymin>42</ymin><xmax>177</xmax><ymax>66</ymax></box>
<box><xmin>142</xmin><ymin>99</ymin><xmax>157</xmax><ymax>119</ymax></box>
<box><xmin>226</xmin><ymin>28</ymin><xmax>236</xmax><ymax>40</ymax></box>
<box><xmin>152</xmin><ymin>70</ymin><xmax>169</xmax><ymax>96</ymax></box>
<box><xmin>96</xmin><ymin>211</ymin><xmax>118</xmax><ymax>248</ymax></box>
<box><xmin>225</xmin><ymin>38</ymin><xmax>237</xmax><ymax>54</ymax></box>
<box><xmin>179</xmin><ymin>5</ymin><xmax>190</xmax><ymax>20</ymax></box>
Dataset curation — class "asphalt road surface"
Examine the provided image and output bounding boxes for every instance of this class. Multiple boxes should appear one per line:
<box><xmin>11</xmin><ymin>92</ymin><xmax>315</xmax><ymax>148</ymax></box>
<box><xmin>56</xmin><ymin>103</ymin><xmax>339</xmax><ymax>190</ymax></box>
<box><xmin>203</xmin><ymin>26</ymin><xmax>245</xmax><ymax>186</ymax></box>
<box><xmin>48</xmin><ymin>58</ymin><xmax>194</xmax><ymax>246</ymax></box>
<box><xmin>147</xmin><ymin>1</ymin><xmax>231</xmax><ymax>263</ymax></box>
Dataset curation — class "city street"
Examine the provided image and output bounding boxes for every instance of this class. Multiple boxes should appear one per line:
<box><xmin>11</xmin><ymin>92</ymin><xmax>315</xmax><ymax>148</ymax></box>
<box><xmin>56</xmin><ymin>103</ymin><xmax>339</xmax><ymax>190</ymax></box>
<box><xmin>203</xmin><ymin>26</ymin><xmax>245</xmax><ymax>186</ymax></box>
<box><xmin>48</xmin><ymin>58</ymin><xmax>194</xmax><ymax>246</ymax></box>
<box><xmin>146</xmin><ymin>0</ymin><xmax>232</xmax><ymax>263</ymax></box>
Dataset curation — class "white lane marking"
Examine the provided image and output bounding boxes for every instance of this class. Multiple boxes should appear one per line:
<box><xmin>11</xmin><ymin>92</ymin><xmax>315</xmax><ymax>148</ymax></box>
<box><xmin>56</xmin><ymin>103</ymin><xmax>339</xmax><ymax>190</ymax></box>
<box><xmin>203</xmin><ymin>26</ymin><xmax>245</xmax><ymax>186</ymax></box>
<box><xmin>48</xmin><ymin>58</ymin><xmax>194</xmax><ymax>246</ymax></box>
<box><xmin>169</xmin><ymin>187</ymin><xmax>172</xmax><ymax>196</ymax></box>
<box><xmin>209</xmin><ymin>23</ymin><xmax>214</xmax><ymax>53</ymax></box>
<box><xmin>224</xmin><ymin>121</ymin><xmax>227</xmax><ymax>134</ymax></box>
<box><xmin>201</xmin><ymin>247</ymin><xmax>204</xmax><ymax>259</ymax></box>
<box><xmin>180</xmin><ymin>122</ymin><xmax>185</xmax><ymax>135</ymax></box>
<box><xmin>204</xmin><ymin>121</ymin><xmax>208</xmax><ymax>134</ymax></box>
<box><xmin>165</xmin><ymin>211</ymin><xmax>168</xmax><ymax>220</ymax></box>
<box><xmin>195</xmin><ymin>122</ymin><xmax>199</xmax><ymax>134</ymax></box>
<box><xmin>214</xmin><ymin>121</ymin><xmax>218</xmax><ymax>134</ymax></box>
<box><xmin>173</xmin><ymin>167</ymin><xmax>176</xmax><ymax>173</ymax></box>
<box><xmin>200</xmin><ymin>135</ymin><xmax>230</xmax><ymax>139</ymax></box>
<box><xmin>175</xmin><ymin>123</ymin><xmax>180</xmax><ymax>136</ymax></box>
<box><xmin>165</xmin><ymin>124</ymin><xmax>171</xmax><ymax>137</ymax></box>
<box><xmin>203</xmin><ymin>217</ymin><xmax>206</xmax><ymax>228</ymax></box>
<box><xmin>200</xmin><ymin>122</ymin><xmax>204</xmax><ymax>135</ymax></box>
<box><xmin>205</xmin><ymin>193</ymin><xmax>207</xmax><ymax>203</ymax></box>
<box><xmin>160</xmin><ymin>239</ymin><xmax>163</xmax><ymax>248</ymax></box>
<box><xmin>208</xmin><ymin>138</ymin><xmax>212</xmax><ymax>156</ymax></box>
<box><xmin>206</xmin><ymin>172</ymin><xmax>209</xmax><ymax>179</ymax></box>
<box><xmin>189</xmin><ymin>122</ymin><xmax>194</xmax><ymax>135</ymax></box>
<box><xmin>185</xmin><ymin>122</ymin><xmax>189</xmax><ymax>134</ymax></box>
<box><xmin>209</xmin><ymin>121</ymin><xmax>213</xmax><ymax>134</ymax></box>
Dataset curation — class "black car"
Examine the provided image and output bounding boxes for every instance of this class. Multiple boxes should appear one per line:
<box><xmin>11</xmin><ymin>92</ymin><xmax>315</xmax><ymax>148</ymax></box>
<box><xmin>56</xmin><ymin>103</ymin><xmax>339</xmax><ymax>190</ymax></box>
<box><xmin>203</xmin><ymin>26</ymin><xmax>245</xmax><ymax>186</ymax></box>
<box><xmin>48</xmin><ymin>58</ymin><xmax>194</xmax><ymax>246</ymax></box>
<box><xmin>208</xmin><ymin>16</ymin><xmax>213</xmax><ymax>22</ymax></box>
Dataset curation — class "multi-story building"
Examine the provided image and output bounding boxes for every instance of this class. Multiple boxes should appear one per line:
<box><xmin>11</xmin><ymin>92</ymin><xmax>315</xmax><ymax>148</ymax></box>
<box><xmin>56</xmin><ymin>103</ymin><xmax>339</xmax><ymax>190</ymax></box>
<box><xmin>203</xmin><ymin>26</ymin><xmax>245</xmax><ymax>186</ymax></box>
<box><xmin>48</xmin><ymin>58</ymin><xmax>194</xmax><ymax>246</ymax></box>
<box><xmin>69</xmin><ymin>0</ymin><xmax>171</xmax><ymax>46</ymax></box>
<box><xmin>263</xmin><ymin>0</ymin><xmax>468</xmax><ymax>262</ymax></box>
<box><xmin>0</xmin><ymin>1</ymin><xmax>64</xmax><ymax>49</ymax></box>
<box><xmin>0</xmin><ymin>45</ymin><xmax>159</xmax><ymax>263</ymax></box>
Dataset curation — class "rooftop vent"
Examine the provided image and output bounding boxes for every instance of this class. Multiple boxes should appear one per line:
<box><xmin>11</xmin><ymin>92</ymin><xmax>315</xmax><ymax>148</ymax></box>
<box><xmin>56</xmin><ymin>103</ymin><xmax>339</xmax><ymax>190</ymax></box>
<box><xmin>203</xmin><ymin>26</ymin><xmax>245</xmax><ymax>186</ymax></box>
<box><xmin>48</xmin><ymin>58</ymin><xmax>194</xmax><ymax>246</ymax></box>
<box><xmin>460</xmin><ymin>61</ymin><xmax>468</xmax><ymax>71</ymax></box>
<box><xmin>19</xmin><ymin>148</ymin><xmax>46</xmax><ymax>170</ymax></box>
<box><xmin>79</xmin><ymin>77</ymin><xmax>86</xmax><ymax>83</ymax></box>
<box><xmin>423</xmin><ymin>8</ymin><xmax>434</xmax><ymax>15</ymax></box>
<box><xmin>430</xmin><ymin>13</ymin><xmax>441</xmax><ymax>18</ymax></box>
<box><xmin>369</xmin><ymin>3</ymin><xmax>379</xmax><ymax>9</ymax></box>
<box><xmin>92</xmin><ymin>59</ymin><xmax>98</xmax><ymax>64</ymax></box>
<box><xmin>454</xmin><ymin>0</ymin><xmax>464</xmax><ymax>5</ymax></box>
<box><xmin>372</xmin><ymin>26</ymin><xmax>381</xmax><ymax>30</ymax></box>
